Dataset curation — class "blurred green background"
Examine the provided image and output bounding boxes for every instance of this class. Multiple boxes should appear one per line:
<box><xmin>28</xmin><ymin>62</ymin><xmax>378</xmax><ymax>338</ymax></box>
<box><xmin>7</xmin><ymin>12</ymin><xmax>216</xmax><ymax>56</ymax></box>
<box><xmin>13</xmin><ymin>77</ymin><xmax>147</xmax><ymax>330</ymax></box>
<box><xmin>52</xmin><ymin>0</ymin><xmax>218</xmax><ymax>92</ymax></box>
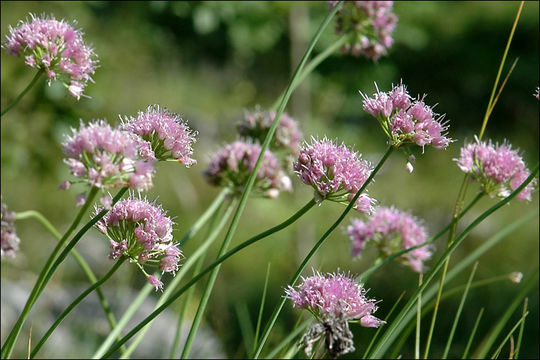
<box><xmin>1</xmin><ymin>1</ymin><xmax>538</xmax><ymax>358</ymax></box>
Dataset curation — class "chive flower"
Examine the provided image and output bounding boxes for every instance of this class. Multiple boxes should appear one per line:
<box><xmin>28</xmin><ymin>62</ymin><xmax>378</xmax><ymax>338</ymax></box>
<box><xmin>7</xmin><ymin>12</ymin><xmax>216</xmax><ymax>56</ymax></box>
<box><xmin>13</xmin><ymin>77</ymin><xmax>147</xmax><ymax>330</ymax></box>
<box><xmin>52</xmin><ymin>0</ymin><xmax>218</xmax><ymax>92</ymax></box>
<box><xmin>121</xmin><ymin>104</ymin><xmax>198</xmax><ymax>165</ymax></box>
<box><xmin>360</xmin><ymin>82</ymin><xmax>452</xmax><ymax>151</ymax></box>
<box><xmin>347</xmin><ymin>206</ymin><xmax>432</xmax><ymax>272</ymax></box>
<box><xmin>3</xmin><ymin>13</ymin><xmax>98</xmax><ymax>99</ymax></box>
<box><xmin>456</xmin><ymin>137</ymin><xmax>536</xmax><ymax>201</ymax></box>
<box><xmin>94</xmin><ymin>196</ymin><xmax>181</xmax><ymax>291</ymax></box>
<box><xmin>294</xmin><ymin>137</ymin><xmax>376</xmax><ymax>213</ymax></box>
<box><xmin>285</xmin><ymin>270</ymin><xmax>383</xmax><ymax>357</ymax></box>
<box><xmin>1</xmin><ymin>196</ymin><xmax>20</xmax><ymax>259</ymax></box>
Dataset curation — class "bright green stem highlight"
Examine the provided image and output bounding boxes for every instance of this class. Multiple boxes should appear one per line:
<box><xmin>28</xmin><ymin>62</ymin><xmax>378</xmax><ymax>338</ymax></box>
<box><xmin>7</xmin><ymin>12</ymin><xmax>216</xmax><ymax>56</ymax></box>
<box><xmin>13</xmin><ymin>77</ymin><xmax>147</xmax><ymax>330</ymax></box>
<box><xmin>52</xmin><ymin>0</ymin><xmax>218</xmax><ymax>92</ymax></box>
<box><xmin>1</xmin><ymin>70</ymin><xmax>43</xmax><ymax>117</ymax></box>
<box><xmin>15</xmin><ymin>210</ymin><xmax>125</xmax><ymax>354</ymax></box>
<box><xmin>514</xmin><ymin>297</ymin><xmax>528</xmax><ymax>359</ymax></box>
<box><xmin>253</xmin><ymin>146</ymin><xmax>394</xmax><ymax>359</ymax></box>
<box><xmin>253</xmin><ymin>262</ymin><xmax>271</xmax><ymax>357</ymax></box>
<box><xmin>30</xmin><ymin>258</ymin><xmax>126</xmax><ymax>358</ymax></box>
<box><xmin>101</xmin><ymin>198</ymin><xmax>317</xmax><ymax>358</ymax></box>
<box><xmin>1</xmin><ymin>186</ymin><xmax>100</xmax><ymax>359</ymax></box>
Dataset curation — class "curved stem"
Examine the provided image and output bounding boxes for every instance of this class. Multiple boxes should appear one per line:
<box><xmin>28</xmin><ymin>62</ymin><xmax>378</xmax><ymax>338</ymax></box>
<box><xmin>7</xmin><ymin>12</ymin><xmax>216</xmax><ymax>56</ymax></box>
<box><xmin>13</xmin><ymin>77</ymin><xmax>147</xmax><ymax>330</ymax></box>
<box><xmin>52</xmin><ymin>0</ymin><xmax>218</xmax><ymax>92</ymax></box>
<box><xmin>30</xmin><ymin>258</ymin><xmax>126</xmax><ymax>358</ymax></box>
<box><xmin>101</xmin><ymin>198</ymin><xmax>317</xmax><ymax>358</ymax></box>
<box><xmin>253</xmin><ymin>145</ymin><xmax>394</xmax><ymax>359</ymax></box>
<box><xmin>1</xmin><ymin>186</ymin><xmax>100</xmax><ymax>359</ymax></box>
<box><xmin>1</xmin><ymin>70</ymin><xmax>43</xmax><ymax>118</ymax></box>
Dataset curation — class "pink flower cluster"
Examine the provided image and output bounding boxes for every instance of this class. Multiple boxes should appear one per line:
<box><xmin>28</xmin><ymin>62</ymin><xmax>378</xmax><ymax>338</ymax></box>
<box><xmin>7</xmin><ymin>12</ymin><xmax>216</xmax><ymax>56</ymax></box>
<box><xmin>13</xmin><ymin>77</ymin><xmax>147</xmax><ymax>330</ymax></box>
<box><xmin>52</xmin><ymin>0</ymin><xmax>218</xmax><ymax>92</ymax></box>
<box><xmin>330</xmin><ymin>1</ymin><xmax>397</xmax><ymax>61</ymax></box>
<box><xmin>204</xmin><ymin>140</ymin><xmax>292</xmax><ymax>198</ymax></box>
<box><xmin>535</xmin><ymin>87</ymin><xmax>539</xmax><ymax>100</ymax></box>
<box><xmin>237</xmin><ymin>106</ymin><xmax>303</xmax><ymax>155</ymax></box>
<box><xmin>456</xmin><ymin>137</ymin><xmax>536</xmax><ymax>201</ymax></box>
<box><xmin>285</xmin><ymin>270</ymin><xmax>383</xmax><ymax>327</ymax></box>
<box><xmin>94</xmin><ymin>196</ymin><xmax>181</xmax><ymax>291</ymax></box>
<box><xmin>3</xmin><ymin>13</ymin><xmax>98</xmax><ymax>99</ymax></box>
<box><xmin>62</xmin><ymin>120</ymin><xmax>155</xmax><ymax>194</ymax></box>
<box><xmin>294</xmin><ymin>137</ymin><xmax>376</xmax><ymax>213</ymax></box>
<box><xmin>1</xmin><ymin>197</ymin><xmax>20</xmax><ymax>259</ymax></box>
<box><xmin>122</xmin><ymin>105</ymin><xmax>197</xmax><ymax>165</ymax></box>
<box><xmin>347</xmin><ymin>206</ymin><xmax>432</xmax><ymax>273</ymax></box>
<box><xmin>360</xmin><ymin>82</ymin><xmax>452</xmax><ymax>150</ymax></box>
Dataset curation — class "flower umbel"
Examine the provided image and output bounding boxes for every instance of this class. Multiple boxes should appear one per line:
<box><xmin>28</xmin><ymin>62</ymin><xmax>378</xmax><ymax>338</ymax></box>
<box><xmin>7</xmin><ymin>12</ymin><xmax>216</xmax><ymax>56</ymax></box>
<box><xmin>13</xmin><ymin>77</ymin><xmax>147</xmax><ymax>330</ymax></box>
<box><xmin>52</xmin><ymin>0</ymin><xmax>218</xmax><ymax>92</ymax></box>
<box><xmin>347</xmin><ymin>206</ymin><xmax>432</xmax><ymax>272</ymax></box>
<box><xmin>121</xmin><ymin>104</ymin><xmax>198</xmax><ymax>164</ymax></box>
<box><xmin>360</xmin><ymin>82</ymin><xmax>452</xmax><ymax>151</ymax></box>
<box><xmin>456</xmin><ymin>136</ymin><xmax>536</xmax><ymax>201</ymax></box>
<box><xmin>3</xmin><ymin>13</ymin><xmax>98</xmax><ymax>99</ymax></box>
<box><xmin>94</xmin><ymin>195</ymin><xmax>181</xmax><ymax>290</ymax></box>
<box><xmin>294</xmin><ymin>137</ymin><xmax>376</xmax><ymax>213</ymax></box>
<box><xmin>1</xmin><ymin>196</ymin><xmax>20</xmax><ymax>259</ymax></box>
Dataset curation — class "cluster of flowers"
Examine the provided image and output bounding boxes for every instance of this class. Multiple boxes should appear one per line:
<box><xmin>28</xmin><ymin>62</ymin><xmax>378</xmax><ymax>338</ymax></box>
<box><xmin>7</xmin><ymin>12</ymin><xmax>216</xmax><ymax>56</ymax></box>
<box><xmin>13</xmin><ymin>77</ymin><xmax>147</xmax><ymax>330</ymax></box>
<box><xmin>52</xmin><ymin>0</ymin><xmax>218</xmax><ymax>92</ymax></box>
<box><xmin>204</xmin><ymin>106</ymin><xmax>301</xmax><ymax>198</ymax></box>
<box><xmin>3</xmin><ymin>13</ymin><xmax>98</xmax><ymax>99</ymax></box>
<box><xmin>1</xmin><ymin>197</ymin><xmax>20</xmax><ymax>259</ymax></box>
<box><xmin>456</xmin><ymin>137</ymin><xmax>536</xmax><ymax>201</ymax></box>
<box><xmin>361</xmin><ymin>82</ymin><xmax>452</xmax><ymax>151</ymax></box>
<box><xmin>329</xmin><ymin>1</ymin><xmax>397</xmax><ymax>61</ymax></box>
<box><xmin>347</xmin><ymin>206</ymin><xmax>432</xmax><ymax>272</ymax></box>
<box><xmin>285</xmin><ymin>270</ymin><xmax>383</xmax><ymax>357</ymax></box>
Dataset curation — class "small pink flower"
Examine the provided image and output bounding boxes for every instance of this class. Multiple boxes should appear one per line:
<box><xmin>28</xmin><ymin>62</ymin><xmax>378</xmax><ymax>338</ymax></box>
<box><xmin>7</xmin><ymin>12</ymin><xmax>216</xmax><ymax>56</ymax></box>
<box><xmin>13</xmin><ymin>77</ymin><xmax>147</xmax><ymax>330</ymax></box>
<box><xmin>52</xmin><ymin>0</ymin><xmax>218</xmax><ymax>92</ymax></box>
<box><xmin>1</xmin><ymin>197</ymin><xmax>20</xmax><ymax>259</ymax></box>
<box><xmin>147</xmin><ymin>275</ymin><xmax>163</xmax><ymax>292</ymax></box>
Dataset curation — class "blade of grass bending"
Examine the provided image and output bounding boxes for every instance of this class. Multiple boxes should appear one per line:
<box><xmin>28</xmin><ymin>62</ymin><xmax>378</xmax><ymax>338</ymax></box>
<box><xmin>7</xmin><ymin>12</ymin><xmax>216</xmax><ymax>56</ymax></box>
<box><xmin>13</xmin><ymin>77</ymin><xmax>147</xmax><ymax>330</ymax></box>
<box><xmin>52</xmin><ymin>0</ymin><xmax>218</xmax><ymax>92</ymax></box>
<box><xmin>121</xmin><ymin>198</ymin><xmax>237</xmax><ymax>358</ymax></box>
<box><xmin>442</xmin><ymin>261</ymin><xmax>478</xmax><ymax>359</ymax></box>
<box><xmin>101</xmin><ymin>199</ymin><xmax>317</xmax><ymax>358</ymax></box>
<box><xmin>1</xmin><ymin>69</ymin><xmax>43</xmax><ymax>117</ymax></box>
<box><xmin>368</xmin><ymin>166</ymin><xmax>538</xmax><ymax>359</ymax></box>
<box><xmin>462</xmin><ymin>308</ymin><xmax>485</xmax><ymax>359</ymax></box>
<box><xmin>16</xmin><ymin>211</ymin><xmax>126</xmax><ymax>355</ymax></box>
<box><xmin>30</xmin><ymin>258</ymin><xmax>126</xmax><ymax>358</ymax></box>
<box><xmin>265</xmin><ymin>316</ymin><xmax>310</xmax><ymax>359</ymax></box>
<box><xmin>490</xmin><ymin>309</ymin><xmax>529</xmax><ymax>359</ymax></box>
<box><xmin>474</xmin><ymin>269</ymin><xmax>538</xmax><ymax>358</ymax></box>
<box><xmin>514</xmin><ymin>298</ymin><xmax>527</xmax><ymax>359</ymax></box>
<box><xmin>253</xmin><ymin>145</ymin><xmax>394</xmax><ymax>359</ymax></box>
<box><xmin>236</xmin><ymin>302</ymin><xmax>255</xmax><ymax>356</ymax></box>
<box><xmin>1</xmin><ymin>186</ymin><xmax>102</xmax><ymax>359</ymax></box>
<box><xmin>253</xmin><ymin>263</ymin><xmax>272</xmax><ymax>357</ymax></box>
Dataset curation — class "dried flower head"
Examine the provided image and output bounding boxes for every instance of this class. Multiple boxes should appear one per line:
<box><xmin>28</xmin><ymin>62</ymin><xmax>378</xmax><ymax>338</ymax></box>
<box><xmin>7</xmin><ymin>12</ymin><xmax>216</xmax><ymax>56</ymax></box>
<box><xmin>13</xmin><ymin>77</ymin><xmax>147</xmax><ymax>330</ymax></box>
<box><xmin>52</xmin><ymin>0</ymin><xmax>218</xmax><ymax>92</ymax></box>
<box><xmin>456</xmin><ymin>137</ymin><xmax>536</xmax><ymax>201</ymax></box>
<box><xmin>294</xmin><ymin>137</ymin><xmax>376</xmax><ymax>213</ymax></box>
<box><xmin>1</xmin><ymin>197</ymin><xmax>20</xmax><ymax>259</ymax></box>
<box><xmin>203</xmin><ymin>140</ymin><xmax>292</xmax><ymax>198</ymax></box>
<box><xmin>330</xmin><ymin>1</ymin><xmax>397</xmax><ymax>61</ymax></box>
<box><xmin>237</xmin><ymin>106</ymin><xmax>302</xmax><ymax>155</ymax></box>
<box><xmin>121</xmin><ymin>105</ymin><xmax>197</xmax><ymax>165</ymax></box>
<box><xmin>360</xmin><ymin>82</ymin><xmax>452</xmax><ymax>151</ymax></box>
<box><xmin>347</xmin><ymin>206</ymin><xmax>432</xmax><ymax>272</ymax></box>
<box><xmin>3</xmin><ymin>13</ymin><xmax>98</xmax><ymax>99</ymax></box>
<box><xmin>94</xmin><ymin>195</ymin><xmax>181</xmax><ymax>290</ymax></box>
<box><xmin>62</xmin><ymin>120</ymin><xmax>155</xmax><ymax>194</ymax></box>
<box><xmin>535</xmin><ymin>87</ymin><xmax>540</xmax><ymax>100</ymax></box>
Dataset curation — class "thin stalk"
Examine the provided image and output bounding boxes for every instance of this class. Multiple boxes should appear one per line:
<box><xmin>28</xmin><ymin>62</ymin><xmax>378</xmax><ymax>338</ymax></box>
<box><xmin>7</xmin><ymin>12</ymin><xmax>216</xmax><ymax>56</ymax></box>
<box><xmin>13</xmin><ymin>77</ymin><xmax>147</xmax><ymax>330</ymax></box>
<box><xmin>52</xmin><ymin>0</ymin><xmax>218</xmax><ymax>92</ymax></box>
<box><xmin>462</xmin><ymin>308</ymin><xmax>484</xmax><ymax>359</ymax></box>
<box><xmin>265</xmin><ymin>317</ymin><xmax>310</xmax><ymax>359</ymax></box>
<box><xmin>1</xmin><ymin>70</ymin><xmax>43</xmax><ymax>117</ymax></box>
<box><xmin>1</xmin><ymin>186</ymin><xmax>100</xmax><ymax>359</ymax></box>
<box><xmin>253</xmin><ymin>146</ymin><xmax>394</xmax><ymax>359</ymax></box>
<box><xmin>236</xmin><ymin>303</ymin><xmax>255</xmax><ymax>356</ymax></box>
<box><xmin>513</xmin><ymin>298</ymin><xmax>528</xmax><ymax>359</ymax></box>
<box><xmin>485</xmin><ymin>57</ymin><xmax>519</xmax><ymax>121</ymax></box>
<box><xmin>415</xmin><ymin>273</ymin><xmax>422</xmax><ymax>360</ymax></box>
<box><xmin>30</xmin><ymin>258</ymin><xmax>126</xmax><ymax>358</ymax></box>
<box><xmin>490</xmin><ymin>310</ymin><xmax>529</xmax><ymax>359</ymax></box>
<box><xmin>253</xmin><ymin>263</ymin><xmax>271</xmax><ymax>357</ymax></box>
<box><xmin>101</xmin><ymin>198</ymin><xmax>317</xmax><ymax>358</ymax></box>
<box><xmin>15</xmin><ymin>211</ymin><xmax>126</xmax><ymax>354</ymax></box>
<box><xmin>442</xmin><ymin>262</ymin><xmax>478</xmax><ymax>359</ymax></box>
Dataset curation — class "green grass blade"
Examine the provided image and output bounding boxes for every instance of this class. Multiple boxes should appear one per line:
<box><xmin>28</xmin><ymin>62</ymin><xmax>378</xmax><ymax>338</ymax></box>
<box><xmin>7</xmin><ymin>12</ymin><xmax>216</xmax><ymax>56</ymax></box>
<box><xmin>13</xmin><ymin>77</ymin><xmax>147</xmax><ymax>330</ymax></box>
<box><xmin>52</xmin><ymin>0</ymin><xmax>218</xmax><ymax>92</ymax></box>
<box><xmin>462</xmin><ymin>308</ymin><xmax>485</xmax><ymax>359</ymax></box>
<box><xmin>236</xmin><ymin>302</ymin><xmax>255</xmax><ymax>356</ymax></box>
<box><xmin>490</xmin><ymin>309</ymin><xmax>529</xmax><ymax>359</ymax></box>
<box><xmin>265</xmin><ymin>317</ymin><xmax>311</xmax><ymax>359</ymax></box>
<box><xmin>253</xmin><ymin>263</ymin><xmax>271</xmax><ymax>357</ymax></box>
<box><xmin>514</xmin><ymin>298</ymin><xmax>528</xmax><ymax>359</ymax></box>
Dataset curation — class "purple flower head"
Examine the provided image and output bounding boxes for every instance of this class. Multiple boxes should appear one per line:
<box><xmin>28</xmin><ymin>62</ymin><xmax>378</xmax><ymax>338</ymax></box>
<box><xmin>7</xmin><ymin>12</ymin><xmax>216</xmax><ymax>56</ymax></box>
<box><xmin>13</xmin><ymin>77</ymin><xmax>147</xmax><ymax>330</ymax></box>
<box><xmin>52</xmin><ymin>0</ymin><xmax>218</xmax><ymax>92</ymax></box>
<box><xmin>294</xmin><ymin>137</ymin><xmax>376</xmax><ymax>213</ymax></box>
<box><xmin>1</xmin><ymin>196</ymin><xmax>20</xmax><ymax>259</ymax></box>
<box><xmin>94</xmin><ymin>195</ymin><xmax>182</xmax><ymax>287</ymax></box>
<box><xmin>330</xmin><ymin>1</ymin><xmax>397</xmax><ymax>61</ymax></box>
<box><xmin>203</xmin><ymin>140</ymin><xmax>292</xmax><ymax>198</ymax></box>
<box><xmin>62</xmin><ymin>120</ymin><xmax>155</xmax><ymax>194</ymax></box>
<box><xmin>237</xmin><ymin>106</ymin><xmax>303</xmax><ymax>156</ymax></box>
<box><xmin>121</xmin><ymin>105</ymin><xmax>198</xmax><ymax>165</ymax></box>
<box><xmin>456</xmin><ymin>137</ymin><xmax>536</xmax><ymax>201</ymax></box>
<box><xmin>360</xmin><ymin>82</ymin><xmax>453</xmax><ymax>151</ymax></box>
<box><xmin>3</xmin><ymin>13</ymin><xmax>98</xmax><ymax>99</ymax></box>
<box><xmin>347</xmin><ymin>206</ymin><xmax>432</xmax><ymax>272</ymax></box>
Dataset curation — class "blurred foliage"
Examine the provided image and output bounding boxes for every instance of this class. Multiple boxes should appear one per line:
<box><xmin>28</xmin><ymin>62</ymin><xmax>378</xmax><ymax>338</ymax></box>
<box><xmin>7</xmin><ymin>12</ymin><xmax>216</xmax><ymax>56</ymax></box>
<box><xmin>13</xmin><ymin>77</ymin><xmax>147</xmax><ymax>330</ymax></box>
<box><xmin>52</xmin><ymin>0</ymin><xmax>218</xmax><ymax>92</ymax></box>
<box><xmin>1</xmin><ymin>1</ymin><xmax>538</xmax><ymax>359</ymax></box>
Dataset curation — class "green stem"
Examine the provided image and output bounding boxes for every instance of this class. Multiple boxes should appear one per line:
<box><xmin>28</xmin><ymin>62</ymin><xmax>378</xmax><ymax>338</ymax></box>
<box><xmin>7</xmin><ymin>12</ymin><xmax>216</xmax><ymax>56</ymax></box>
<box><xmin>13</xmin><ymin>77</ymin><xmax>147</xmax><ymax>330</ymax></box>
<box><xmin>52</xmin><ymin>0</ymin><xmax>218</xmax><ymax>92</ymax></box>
<box><xmin>461</xmin><ymin>308</ymin><xmax>484</xmax><ymax>359</ymax></box>
<box><xmin>15</xmin><ymin>211</ymin><xmax>126</xmax><ymax>354</ymax></box>
<box><xmin>415</xmin><ymin>273</ymin><xmax>422</xmax><ymax>360</ymax></box>
<box><xmin>253</xmin><ymin>263</ymin><xmax>271</xmax><ymax>357</ymax></box>
<box><xmin>489</xmin><ymin>310</ymin><xmax>529</xmax><ymax>359</ymax></box>
<box><xmin>253</xmin><ymin>146</ymin><xmax>394</xmax><ymax>359</ymax></box>
<box><xmin>514</xmin><ymin>297</ymin><xmax>528</xmax><ymax>359</ymax></box>
<box><xmin>101</xmin><ymin>198</ymin><xmax>317</xmax><ymax>358</ymax></box>
<box><xmin>30</xmin><ymin>258</ymin><xmax>126</xmax><ymax>358</ymax></box>
<box><xmin>1</xmin><ymin>186</ymin><xmax>100</xmax><ymax>359</ymax></box>
<box><xmin>1</xmin><ymin>70</ymin><xmax>43</xmax><ymax>118</ymax></box>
